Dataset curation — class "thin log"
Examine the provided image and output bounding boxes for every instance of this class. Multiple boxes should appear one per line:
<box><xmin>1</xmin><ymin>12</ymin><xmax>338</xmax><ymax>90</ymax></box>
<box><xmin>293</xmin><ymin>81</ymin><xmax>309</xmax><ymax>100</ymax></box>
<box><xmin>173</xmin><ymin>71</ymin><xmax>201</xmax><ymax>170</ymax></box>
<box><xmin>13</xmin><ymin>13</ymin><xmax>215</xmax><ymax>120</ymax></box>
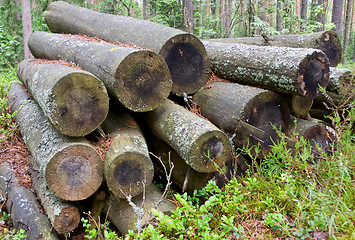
<box><xmin>44</xmin><ymin>1</ymin><xmax>210</xmax><ymax>96</ymax></box>
<box><xmin>142</xmin><ymin>99</ymin><xmax>231</xmax><ymax>173</ymax></box>
<box><xmin>282</xmin><ymin>94</ymin><xmax>313</xmax><ymax>118</ymax></box>
<box><xmin>0</xmin><ymin>162</ymin><xmax>59</xmax><ymax>240</ymax></box>
<box><xmin>28</xmin><ymin>31</ymin><xmax>172</xmax><ymax>112</ymax></box>
<box><xmin>8</xmin><ymin>83</ymin><xmax>103</xmax><ymax>201</ymax></box>
<box><xmin>206</xmin><ymin>31</ymin><xmax>342</xmax><ymax>67</ymax></box>
<box><xmin>202</xmin><ymin>41</ymin><xmax>330</xmax><ymax>98</ymax></box>
<box><xmin>327</xmin><ymin>67</ymin><xmax>354</xmax><ymax>94</ymax></box>
<box><xmin>17</xmin><ymin>59</ymin><xmax>109</xmax><ymax>137</ymax></box>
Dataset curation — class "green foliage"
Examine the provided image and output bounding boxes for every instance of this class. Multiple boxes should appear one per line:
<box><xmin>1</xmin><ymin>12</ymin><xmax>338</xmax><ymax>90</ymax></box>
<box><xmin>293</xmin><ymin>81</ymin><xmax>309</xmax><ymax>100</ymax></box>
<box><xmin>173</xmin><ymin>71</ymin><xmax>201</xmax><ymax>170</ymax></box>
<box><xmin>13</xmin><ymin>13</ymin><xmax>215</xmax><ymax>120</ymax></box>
<box><xmin>0</xmin><ymin>211</ymin><xmax>27</xmax><ymax>239</ymax></box>
<box><xmin>149</xmin><ymin>0</ymin><xmax>182</xmax><ymax>28</ymax></box>
<box><xmin>81</xmin><ymin>212</ymin><xmax>119</xmax><ymax>240</ymax></box>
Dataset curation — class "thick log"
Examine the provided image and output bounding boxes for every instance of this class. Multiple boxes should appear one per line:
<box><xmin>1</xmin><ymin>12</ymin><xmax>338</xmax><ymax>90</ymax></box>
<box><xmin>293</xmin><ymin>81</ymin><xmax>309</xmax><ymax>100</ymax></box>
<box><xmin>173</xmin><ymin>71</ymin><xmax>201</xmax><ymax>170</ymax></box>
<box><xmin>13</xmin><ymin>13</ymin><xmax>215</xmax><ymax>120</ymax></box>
<box><xmin>0</xmin><ymin>162</ymin><xmax>59</xmax><ymax>240</ymax></box>
<box><xmin>206</xmin><ymin>31</ymin><xmax>342</xmax><ymax>67</ymax></box>
<box><xmin>202</xmin><ymin>41</ymin><xmax>330</xmax><ymax>98</ymax></box>
<box><xmin>101</xmin><ymin>106</ymin><xmax>154</xmax><ymax>199</ymax></box>
<box><xmin>192</xmin><ymin>82</ymin><xmax>290</xmax><ymax>155</ymax></box>
<box><xmin>104</xmin><ymin>184</ymin><xmax>176</xmax><ymax>235</ymax></box>
<box><xmin>142</xmin><ymin>99</ymin><xmax>231</xmax><ymax>173</ymax></box>
<box><xmin>28</xmin><ymin>31</ymin><xmax>172</xmax><ymax>112</ymax></box>
<box><xmin>44</xmin><ymin>1</ymin><xmax>210</xmax><ymax>96</ymax></box>
<box><xmin>327</xmin><ymin>67</ymin><xmax>354</xmax><ymax>94</ymax></box>
<box><xmin>8</xmin><ymin>83</ymin><xmax>103</xmax><ymax>201</ymax></box>
<box><xmin>17</xmin><ymin>59</ymin><xmax>109</xmax><ymax>137</ymax></box>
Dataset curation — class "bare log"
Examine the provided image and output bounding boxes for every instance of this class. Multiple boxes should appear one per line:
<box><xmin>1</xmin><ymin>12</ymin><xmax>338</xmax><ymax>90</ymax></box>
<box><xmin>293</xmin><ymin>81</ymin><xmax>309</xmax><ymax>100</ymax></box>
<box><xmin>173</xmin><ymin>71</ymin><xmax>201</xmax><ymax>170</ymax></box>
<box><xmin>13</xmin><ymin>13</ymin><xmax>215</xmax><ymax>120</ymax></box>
<box><xmin>28</xmin><ymin>31</ymin><xmax>172</xmax><ymax>112</ymax></box>
<box><xmin>206</xmin><ymin>31</ymin><xmax>342</xmax><ymax>67</ymax></box>
<box><xmin>8</xmin><ymin>83</ymin><xmax>103</xmax><ymax>201</ymax></box>
<box><xmin>44</xmin><ymin>1</ymin><xmax>210</xmax><ymax>96</ymax></box>
<box><xmin>17</xmin><ymin>59</ymin><xmax>109</xmax><ymax>137</ymax></box>
<box><xmin>0</xmin><ymin>162</ymin><xmax>59</xmax><ymax>240</ymax></box>
<box><xmin>327</xmin><ymin>67</ymin><xmax>354</xmax><ymax>94</ymax></box>
<box><xmin>202</xmin><ymin>41</ymin><xmax>330</xmax><ymax>98</ymax></box>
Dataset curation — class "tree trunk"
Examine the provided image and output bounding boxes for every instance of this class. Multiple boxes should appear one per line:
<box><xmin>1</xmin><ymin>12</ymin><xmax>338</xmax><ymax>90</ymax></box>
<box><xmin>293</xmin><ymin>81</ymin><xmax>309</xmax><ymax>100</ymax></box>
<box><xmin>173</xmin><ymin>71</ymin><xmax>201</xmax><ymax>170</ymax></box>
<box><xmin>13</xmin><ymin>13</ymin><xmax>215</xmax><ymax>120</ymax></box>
<box><xmin>142</xmin><ymin>99</ymin><xmax>231</xmax><ymax>173</ymax></box>
<box><xmin>101</xmin><ymin>106</ymin><xmax>154</xmax><ymax>199</ymax></box>
<box><xmin>183</xmin><ymin>0</ymin><xmax>194</xmax><ymax>33</ymax></box>
<box><xmin>8</xmin><ymin>83</ymin><xmax>104</xmax><ymax>201</ymax></box>
<box><xmin>276</xmin><ymin>0</ymin><xmax>282</xmax><ymax>31</ymax></box>
<box><xmin>28</xmin><ymin>31</ymin><xmax>172</xmax><ymax>112</ymax></box>
<box><xmin>202</xmin><ymin>40</ymin><xmax>330</xmax><ymax>98</ymax></box>
<box><xmin>331</xmin><ymin>0</ymin><xmax>344</xmax><ymax>37</ymax></box>
<box><xmin>317</xmin><ymin>0</ymin><xmax>325</xmax><ymax>31</ymax></box>
<box><xmin>21</xmin><ymin>0</ymin><xmax>33</xmax><ymax>59</ymax></box>
<box><xmin>341</xmin><ymin>0</ymin><xmax>353</xmax><ymax>65</ymax></box>
<box><xmin>0</xmin><ymin>162</ymin><xmax>59</xmax><ymax>240</ymax></box>
<box><xmin>205</xmin><ymin>31</ymin><xmax>342</xmax><ymax>67</ymax></box>
<box><xmin>327</xmin><ymin>67</ymin><xmax>354</xmax><ymax>94</ymax></box>
<box><xmin>142</xmin><ymin>0</ymin><xmax>147</xmax><ymax>19</ymax></box>
<box><xmin>44</xmin><ymin>1</ymin><xmax>210</xmax><ymax>96</ymax></box>
<box><xmin>301</xmin><ymin>0</ymin><xmax>308</xmax><ymax>31</ymax></box>
<box><xmin>17</xmin><ymin>59</ymin><xmax>109</xmax><ymax>137</ymax></box>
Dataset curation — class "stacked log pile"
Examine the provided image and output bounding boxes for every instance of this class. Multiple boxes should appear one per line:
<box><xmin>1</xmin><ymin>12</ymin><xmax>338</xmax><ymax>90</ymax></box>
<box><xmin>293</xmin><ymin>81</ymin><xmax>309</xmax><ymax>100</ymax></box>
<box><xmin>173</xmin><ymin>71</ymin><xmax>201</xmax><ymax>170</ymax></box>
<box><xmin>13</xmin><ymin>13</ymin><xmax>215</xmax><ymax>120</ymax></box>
<box><xmin>2</xmin><ymin>1</ymin><xmax>349</xmax><ymax>238</ymax></box>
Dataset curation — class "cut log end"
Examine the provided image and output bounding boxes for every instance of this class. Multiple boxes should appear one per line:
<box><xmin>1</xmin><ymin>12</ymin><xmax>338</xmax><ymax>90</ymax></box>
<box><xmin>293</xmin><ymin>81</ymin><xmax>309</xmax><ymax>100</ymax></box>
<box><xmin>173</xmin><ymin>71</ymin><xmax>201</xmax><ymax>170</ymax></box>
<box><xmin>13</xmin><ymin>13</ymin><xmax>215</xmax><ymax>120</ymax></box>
<box><xmin>53</xmin><ymin>206</ymin><xmax>80</xmax><ymax>234</ymax></box>
<box><xmin>116</xmin><ymin>50</ymin><xmax>172</xmax><ymax>112</ymax></box>
<box><xmin>320</xmin><ymin>31</ymin><xmax>342</xmax><ymax>67</ymax></box>
<box><xmin>160</xmin><ymin>34</ymin><xmax>210</xmax><ymax>96</ymax></box>
<box><xmin>302</xmin><ymin>124</ymin><xmax>336</xmax><ymax>154</ymax></box>
<box><xmin>291</xmin><ymin>95</ymin><xmax>313</xmax><ymax>117</ymax></box>
<box><xmin>46</xmin><ymin>144</ymin><xmax>103</xmax><ymax>201</ymax></box>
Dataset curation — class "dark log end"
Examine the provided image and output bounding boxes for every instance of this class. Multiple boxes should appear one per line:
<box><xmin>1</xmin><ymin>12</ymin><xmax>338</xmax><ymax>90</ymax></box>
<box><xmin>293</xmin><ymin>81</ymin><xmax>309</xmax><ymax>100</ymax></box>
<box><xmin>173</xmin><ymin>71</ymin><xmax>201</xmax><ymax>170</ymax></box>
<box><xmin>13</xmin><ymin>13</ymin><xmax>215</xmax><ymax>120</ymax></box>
<box><xmin>302</xmin><ymin>124</ymin><xmax>336</xmax><ymax>155</ymax></box>
<box><xmin>116</xmin><ymin>50</ymin><xmax>172</xmax><ymax>112</ymax></box>
<box><xmin>320</xmin><ymin>31</ymin><xmax>342</xmax><ymax>67</ymax></box>
<box><xmin>54</xmin><ymin>206</ymin><xmax>80</xmax><ymax>234</ymax></box>
<box><xmin>160</xmin><ymin>34</ymin><xmax>211</xmax><ymax>96</ymax></box>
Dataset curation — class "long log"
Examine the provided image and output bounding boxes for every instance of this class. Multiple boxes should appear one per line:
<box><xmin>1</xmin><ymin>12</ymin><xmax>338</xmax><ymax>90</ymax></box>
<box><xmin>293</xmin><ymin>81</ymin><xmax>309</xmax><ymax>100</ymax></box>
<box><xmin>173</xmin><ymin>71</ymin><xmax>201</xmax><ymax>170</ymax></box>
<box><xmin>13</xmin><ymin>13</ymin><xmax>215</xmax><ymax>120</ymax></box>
<box><xmin>17</xmin><ymin>59</ymin><xmax>109</xmax><ymax>137</ymax></box>
<box><xmin>206</xmin><ymin>31</ymin><xmax>342</xmax><ymax>67</ymax></box>
<box><xmin>142</xmin><ymin>99</ymin><xmax>231</xmax><ymax>173</ymax></box>
<box><xmin>28</xmin><ymin>31</ymin><xmax>172</xmax><ymax>112</ymax></box>
<box><xmin>44</xmin><ymin>1</ymin><xmax>210</xmax><ymax>96</ymax></box>
<box><xmin>202</xmin><ymin>41</ymin><xmax>329</xmax><ymax>98</ymax></box>
<box><xmin>327</xmin><ymin>67</ymin><xmax>354</xmax><ymax>94</ymax></box>
<box><xmin>101</xmin><ymin>106</ymin><xmax>154</xmax><ymax>199</ymax></box>
<box><xmin>8</xmin><ymin>83</ymin><xmax>103</xmax><ymax>201</ymax></box>
<box><xmin>192</xmin><ymin>82</ymin><xmax>290</xmax><ymax>155</ymax></box>
<box><xmin>0</xmin><ymin>162</ymin><xmax>59</xmax><ymax>240</ymax></box>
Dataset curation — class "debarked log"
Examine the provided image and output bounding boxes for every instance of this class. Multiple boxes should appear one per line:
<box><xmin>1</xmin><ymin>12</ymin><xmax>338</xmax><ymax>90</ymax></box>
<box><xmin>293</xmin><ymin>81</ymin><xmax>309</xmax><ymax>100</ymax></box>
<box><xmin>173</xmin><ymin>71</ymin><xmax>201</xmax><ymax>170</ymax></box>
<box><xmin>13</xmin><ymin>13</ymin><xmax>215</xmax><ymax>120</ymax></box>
<box><xmin>206</xmin><ymin>31</ymin><xmax>342</xmax><ymax>67</ymax></box>
<box><xmin>17</xmin><ymin>59</ymin><xmax>109</xmax><ymax>137</ymax></box>
<box><xmin>327</xmin><ymin>67</ymin><xmax>354</xmax><ymax>95</ymax></box>
<box><xmin>202</xmin><ymin>41</ymin><xmax>329</xmax><ymax>98</ymax></box>
<box><xmin>0</xmin><ymin>162</ymin><xmax>59</xmax><ymax>240</ymax></box>
<box><xmin>28</xmin><ymin>31</ymin><xmax>172</xmax><ymax>112</ymax></box>
<box><xmin>8</xmin><ymin>83</ymin><xmax>103</xmax><ymax>201</ymax></box>
<box><xmin>142</xmin><ymin>99</ymin><xmax>231</xmax><ymax>173</ymax></box>
<box><xmin>44</xmin><ymin>1</ymin><xmax>210</xmax><ymax>96</ymax></box>
<box><xmin>101</xmin><ymin>106</ymin><xmax>154</xmax><ymax>199</ymax></box>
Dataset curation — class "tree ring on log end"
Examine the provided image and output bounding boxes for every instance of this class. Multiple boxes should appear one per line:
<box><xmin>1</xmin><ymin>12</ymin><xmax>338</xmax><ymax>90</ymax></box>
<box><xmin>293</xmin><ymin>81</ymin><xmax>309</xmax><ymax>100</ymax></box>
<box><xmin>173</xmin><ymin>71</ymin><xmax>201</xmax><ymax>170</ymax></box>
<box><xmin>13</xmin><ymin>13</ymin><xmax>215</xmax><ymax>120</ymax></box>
<box><xmin>53</xmin><ymin>206</ymin><xmax>80</xmax><ymax>234</ymax></box>
<box><xmin>160</xmin><ymin>34</ymin><xmax>211</xmax><ymax>96</ymax></box>
<box><xmin>320</xmin><ymin>31</ymin><xmax>342</xmax><ymax>67</ymax></box>
<box><xmin>105</xmin><ymin>152</ymin><xmax>154</xmax><ymax>199</ymax></box>
<box><xmin>46</xmin><ymin>144</ymin><xmax>103</xmax><ymax>201</ymax></box>
<box><xmin>116</xmin><ymin>50</ymin><xmax>172</xmax><ymax>112</ymax></box>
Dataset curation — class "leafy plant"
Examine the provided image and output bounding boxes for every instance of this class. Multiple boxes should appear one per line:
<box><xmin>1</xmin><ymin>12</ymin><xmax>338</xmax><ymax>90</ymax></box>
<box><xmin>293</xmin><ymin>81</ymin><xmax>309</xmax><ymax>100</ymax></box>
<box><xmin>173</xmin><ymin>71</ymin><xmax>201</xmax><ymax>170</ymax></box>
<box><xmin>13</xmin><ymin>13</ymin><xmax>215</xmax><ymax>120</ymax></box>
<box><xmin>81</xmin><ymin>212</ymin><xmax>119</xmax><ymax>240</ymax></box>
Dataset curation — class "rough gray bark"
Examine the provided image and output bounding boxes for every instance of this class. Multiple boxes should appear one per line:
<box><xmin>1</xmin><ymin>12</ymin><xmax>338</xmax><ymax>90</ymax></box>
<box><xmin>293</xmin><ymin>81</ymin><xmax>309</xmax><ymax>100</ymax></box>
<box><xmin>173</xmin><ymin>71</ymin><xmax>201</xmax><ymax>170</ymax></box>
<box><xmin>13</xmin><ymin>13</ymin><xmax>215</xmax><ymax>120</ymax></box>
<box><xmin>341</xmin><ymin>0</ymin><xmax>353</xmax><ymax>65</ymax></box>
<box><xmin>28</xmin><ymin>31</ymin><xmax>172</xmax><ymax>112</ymax></box>
<box><xmin>44</xmin><ymin>1</ymin><xmax>210</xmax><ymax>96</ymax></box>
<box><xmin>331</xmin><ymin>0</ymin><xmax>344</xmax><ymax>36</ymax></box>
<box><xmin>202</xmin><ymin>41</ymin><xmax>330</xmax><ymax>98</ymax></box>
<box><xmin>276</xmin><ymin>0</ymin><xmax>282</xmax><ymax>31</ymax></box>
<box><xmin>17</xmin><ymin>59</ymin><xmax>109</xmax><ymax>137</ymax></box>
<box><xmin>327</xmin><ymin>67</ymin><xmax>354</xmax><ymax>94</ymax></box>
<box><xmin>317</xmin><ymin>0</ymin><xmax>325</xmax><ymax>31</ymax></box>
<box><xmin>21</xmin><ymin>0</ymin><xmax>33</xmax><ymax>59</ymax></box>
<box><xmin>8</xmin><ymin>83</ymin><xmax>103</xmax><ymax>201</ymax></box>
<box><xmin>143</xmin><ymin>99</ymin><xmax>231</xmax><ymax>173</ymax></box>
<box><xmin>0</xmin><ymin>162</ymin><xmax>59</xmax><ymax>240</ymax></box>
<box><xmin>182</xmin><ymin>0</ymin><xmax>194</xmax><ymax>33</ymax></box>
<box><xmin>301</xmin><ymin>0</ymin><xmax>308</xmax><ymax>31</ymax></box>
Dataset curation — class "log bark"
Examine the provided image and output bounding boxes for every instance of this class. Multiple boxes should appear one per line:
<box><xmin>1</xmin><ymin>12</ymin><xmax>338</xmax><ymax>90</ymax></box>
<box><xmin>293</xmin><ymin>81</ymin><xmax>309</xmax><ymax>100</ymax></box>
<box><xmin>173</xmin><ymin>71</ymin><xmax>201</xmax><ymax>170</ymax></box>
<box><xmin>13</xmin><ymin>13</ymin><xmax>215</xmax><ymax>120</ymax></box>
<box><xmin>206</xmin><ymin>31</ymin><xmax>342</xmax><ymax>67</ymax></box>
<box><xmin>327</xmin><ymin>67</ymin><xmax>354</xmax><ymax>95</ymax></box>
<box><xmin>8</xmin><ymin>83</ymin><xmax>103</xmax><ymax>201</ymax></box>
<box><xmin>101</xmin><ymin>106</ymin><xmax>154</xmax><ymax>199</ymax></box>
<box><xmin>192</xmin><ymin>82</ymin><xmax>290</xmax><ymax>155</ymax></box>
<box><xmin>142</xmin><ymin>99</ymin><xmax>231</xmax><ymax>173</ymax></box>
<box><xmin>28</xmin><ymin>31</ymin><xmax>172</xmax><ymax>112</ymax></box>
<box><xmin>44</xmin><ymin>1</ymin><xmax>210</xmax><ymax>96</ymax></box>
<box><xmin>202</xmin><ymin>41</ymin><xmax>330</xmax><ymax>98</ymax></box>
<box><xmin>17</xmin><ymin>59</ymin><xmax>109</xmax><ymax>137</ymax></box>
<box><xmin>0</xmin><ymin>162</ymin><xmax>59</xmax><ymax>240</ymax></box>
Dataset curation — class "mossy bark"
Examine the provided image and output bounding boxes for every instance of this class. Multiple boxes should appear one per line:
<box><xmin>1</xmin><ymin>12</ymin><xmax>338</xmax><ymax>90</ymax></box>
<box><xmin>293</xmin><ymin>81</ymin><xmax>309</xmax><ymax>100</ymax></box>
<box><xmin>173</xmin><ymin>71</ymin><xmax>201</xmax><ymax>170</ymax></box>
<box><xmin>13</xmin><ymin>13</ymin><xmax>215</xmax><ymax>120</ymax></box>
<box><xmin>202</xmin><ymin>40</ymin><xmax>329</xmax><ymax>98</ymax></box>
<box><xmin>0</xmin><ymin>162</ymin><xmax>59</xmax><ymax>240</ymax></box>
<box><xmin>206</xmin><ymin>31</ymin><xmax>342</xmax><ymax>67</ymax></box>
<box><xmin>327</xmin><ymin>67</ymin><xmax>354</xmax><ymax>94</ymax></box>
<box><xmin>8</xmin><ymin>83</ymin><xmax>103</xmax><ymax>201</ymax></box>
<box><xmin>17</xmin><ymin>59</ymin><xmax>109</xmax><ymax>137</ymax></box>
<box><xmin>142</xmin><ymin>99</ymin><xmax>231</xmax><ymax>173</ymax></box>
<box><xmin>44</xmin><ymin>1</ymin><xmax>210</xmax><ymax>96</ymax></box>
<box><xmin>28</xmin><ymin>31</ymin><xmax>172</xmax><ymax>112</ymax></box>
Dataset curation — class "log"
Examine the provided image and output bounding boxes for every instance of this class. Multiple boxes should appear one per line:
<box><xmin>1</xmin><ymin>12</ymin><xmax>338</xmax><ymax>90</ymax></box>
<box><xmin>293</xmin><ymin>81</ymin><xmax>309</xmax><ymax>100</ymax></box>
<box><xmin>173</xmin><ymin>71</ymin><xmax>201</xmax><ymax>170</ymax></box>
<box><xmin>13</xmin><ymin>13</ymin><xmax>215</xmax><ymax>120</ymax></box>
<box><xmin>101</xmin><ymin>106</ymin><xmax>154</xmax><ymax>199</ymax></box>
<box><xmin>282</xmin><ymin>94</ymin><xmax>313</xmax><ymax>118</ymax></box>
<box><xmin>202</xmin><ymin>40</ymin><xmax>330</xmax><ymax>98</ymax></box>
<box><xmin>327</xmin><ymin>67</ymin><xmax>354</xmax><ymax>94</ymax></box>
<box><xmin>142</xmin><ymin>99</ymin><xmax>231</xmax><ymax>173</ymax></box>
<box><xmin>28</xmin><ymin>31</ymin><xmax>172</xmax><ymax>112</ymax></box>
<box><xmin>17</xmin><ymin>59</ymin><xmax>109</xmax><ymax>137</ymax></box>
<box><xmin>192</xmin><ymin>82</ymin><xmax>290</xmax><ymax>155</ymax></box>
<box><xmin>206</xmin><ymin>31</ymin><xmax>342</xmax><ymax>67</ymax></box>
<box><xmin>8</xmin><ymin>83</ymin><xmax>103</xmax><ymax>201</ymax></box>
<box><xmin>44</xmin><ymin>1</ymin><xmax>210</xmax><ymax>96</ymax></box>
<box><xmin>104</xmin><ymin>184</ymin><xmax>176</xmax><ymax>235</ymax></box>
<box><xmin>0</xmin><ymin>162</ymin><xmax>59</xmax><ymax>240</ymax></box>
